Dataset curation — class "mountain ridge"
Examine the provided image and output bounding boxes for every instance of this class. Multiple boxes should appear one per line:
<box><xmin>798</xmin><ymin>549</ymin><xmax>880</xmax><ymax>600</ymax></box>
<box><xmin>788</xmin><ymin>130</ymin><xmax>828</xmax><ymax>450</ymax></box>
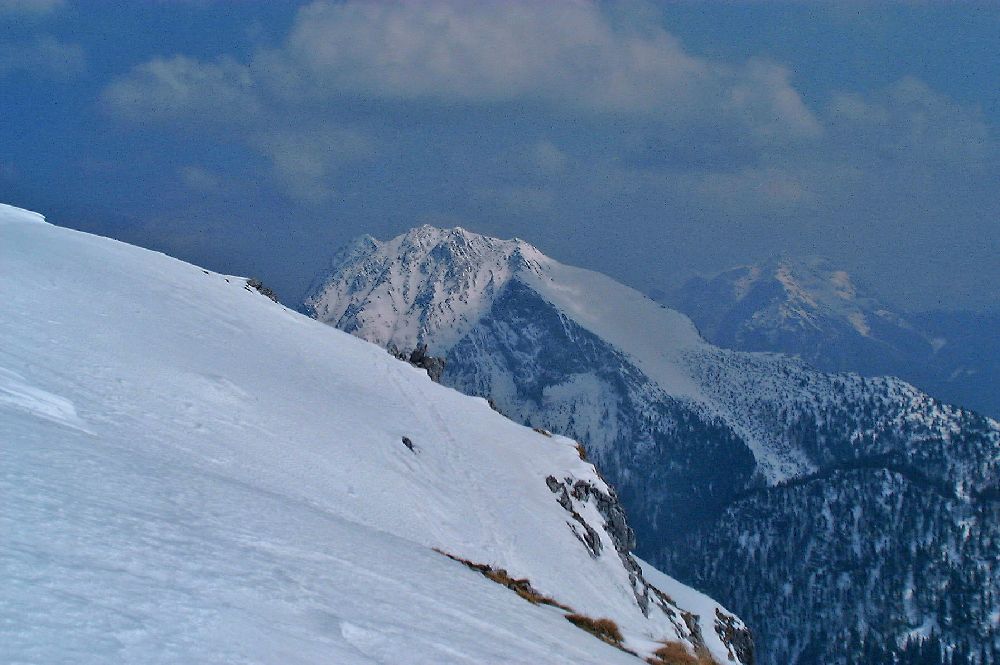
<box><xmin>307</xmin><ymin>224</ymin><xmax>1000</xmax><ymax>664</ymax></box>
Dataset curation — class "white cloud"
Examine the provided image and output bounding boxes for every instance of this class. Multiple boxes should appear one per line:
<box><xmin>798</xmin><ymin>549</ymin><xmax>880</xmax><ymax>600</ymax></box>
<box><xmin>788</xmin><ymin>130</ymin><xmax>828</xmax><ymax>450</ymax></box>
<box><xmin>100</xmin><ymin>1</ymin><xmax>993</xmax><ymax>218</ymax></box>
<box><xmin>0</xmin><ymin>0</ymin><xmax>64</xmax><ymax>17</ymax></box>
<box><xmin>0</xmin><ymin>34</ymin><xmax>84</xmax><ymax>78</ymax></box>
<box><xmin>102</xmin><ymin>52</ymin><xmax>375</xmax><ymax>205</ymax></box>
<box><xmin>105</xmin><ymin>1</ymin><xmax>820</xmax><ymax>139</ymax></box>
<box><xmin>102</xmin><ymin>55</ymin><xmax>258</xmax><ymax>122</ymax></box>
<box><xmin>101</xmin><ymin>1</ymin><xmax>825</xmax><ymax>204</ymax></box>
<box><xmin>829</xmin><ymin>76</ymin><xmax>991</xmax><ymax>166</ymax></box>
<box><xmin>179</xmin><ymin>165</ymin><xmax>221</xmax><ymax>193</ymax></box>
<box><xmin>674</xmin><ymin>166</ymin><xmax>821</xmax><ymax>220</ymax></box>
<box><xmin>271</xmin><ymin>1</ymin><xmax>820</xmax><ymax>140</ymax></box>
<box><xmin>249</xmin><ymin>126</ymin><xmax>372</xmax><ymax>205</ymax></box>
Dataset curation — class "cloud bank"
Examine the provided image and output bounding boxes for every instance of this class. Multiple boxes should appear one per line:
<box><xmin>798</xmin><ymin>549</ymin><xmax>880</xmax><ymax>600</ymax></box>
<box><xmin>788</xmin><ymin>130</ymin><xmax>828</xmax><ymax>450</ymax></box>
<box><xmin>102</xmin><ymin>0</ymin><xmax>830</xmax><ymax>202</ymax></box>
<box><xmin>0</xmin><ymin>34</ymin><xmax>84</xmax><ymax>78</ymax></box>
<box><xmin>97</xmin><ymin>0</ymin><xmax>997</xmax><ymax>308</ymax></box>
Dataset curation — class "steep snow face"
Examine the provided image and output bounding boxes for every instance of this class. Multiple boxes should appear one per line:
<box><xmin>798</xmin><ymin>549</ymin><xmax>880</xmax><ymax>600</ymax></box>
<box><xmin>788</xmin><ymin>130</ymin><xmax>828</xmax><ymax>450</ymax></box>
<box><xmin>0</xmin><ymin>205</ymin><xmax>749</xmax><ymax>665</ymax></box>
<box><xmin>308</xmin><ymin>226</ymin><xmax>1000</xmax><ymax>665</ymax></box>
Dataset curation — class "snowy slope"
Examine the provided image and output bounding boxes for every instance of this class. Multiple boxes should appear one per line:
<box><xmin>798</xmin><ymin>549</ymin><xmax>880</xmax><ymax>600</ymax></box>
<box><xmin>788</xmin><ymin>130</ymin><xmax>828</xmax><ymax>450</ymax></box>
<box><xmin>0</xmin><ymin>205</ymin><xmax>749</xmax><ymax>665</ymax></box>
<box><xmin>307</xmin><ymin>226</ymin><xmax>1000</xmax><ymax>665</ymax></box>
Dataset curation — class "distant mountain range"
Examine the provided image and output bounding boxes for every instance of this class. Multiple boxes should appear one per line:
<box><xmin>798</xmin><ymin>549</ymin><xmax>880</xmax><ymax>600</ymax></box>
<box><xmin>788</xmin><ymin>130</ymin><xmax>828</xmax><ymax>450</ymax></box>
<box><xmin>306</xmin><ymin>227</ymin><xmax>1000</xmax><ymax>665</ymax></box>
<box><xmin>910</xmin><ymin>309</ymin><xmax>1000</xmax><ymax>420</ymax></box>
<box><xmin>668</xmin><ymin>256</ymin><xmax>999</xmax><ymax>419</ymax></box>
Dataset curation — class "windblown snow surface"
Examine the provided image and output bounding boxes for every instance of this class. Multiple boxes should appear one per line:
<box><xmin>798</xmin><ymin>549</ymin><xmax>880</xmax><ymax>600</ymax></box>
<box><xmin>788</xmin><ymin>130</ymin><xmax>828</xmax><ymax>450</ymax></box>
<box><xmin>0</xmin><ymin>205</ymin><xmax>747</xmax><ymax>664</ymax></box>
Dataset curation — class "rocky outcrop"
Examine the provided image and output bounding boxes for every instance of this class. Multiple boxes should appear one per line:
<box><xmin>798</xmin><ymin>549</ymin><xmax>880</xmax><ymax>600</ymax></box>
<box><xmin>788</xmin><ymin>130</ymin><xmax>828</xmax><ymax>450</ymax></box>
<box><xmin>545</xmin><ymin>472</ymin><xmax>754</xmax><ymax>663</ymax></box>
<box><xmin>545</xmin><ymin>473</ymin><xmax>655</xmax><ymax>616</ymax></box>
<box><xmin>387</xmin><ymin>343</ymin><xmax>447</xmax><ymax>383</ymax></box>
<box><xmin>407</xmin><ymin>344</ymin><xmax>447</xmax><ymax>383</ymax></box>
<box><xmin>716</xmin><ymin>608</ymin><xmax>755</xmax><ymax>665</ymax></box>
<box><xmin>245</xmin><ymin>277</ymin><xmax>279</xmax><ymax>302</ymax></box>
<box><xmin>545</xmin><ymin>474</ymin><xmax>604</xmax><ymax>558</ymax></box>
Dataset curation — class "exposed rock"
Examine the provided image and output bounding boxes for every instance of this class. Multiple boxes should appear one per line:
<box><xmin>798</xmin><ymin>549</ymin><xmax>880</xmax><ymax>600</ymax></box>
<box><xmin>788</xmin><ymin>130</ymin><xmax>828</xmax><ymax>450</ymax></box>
<box><xmin>717</xmin><ymin>608</ymin><xmax>755</xmax><ymax>665</ymax></box>
<box><xmin>486</xmin><ymin>397</ymin><xmax>507</xmax><ymax>417</ymax></box>
<box><xmin>409</xmin><ymin>344</ymin><xmax>447</xmax><ymax>383</ymax></box>
<box><xmin>245</xmin><ymin>277</ymin><xmax>279</xmax><ymax>303</ymax></box>
<box><xmin>569</xmin><ymin>513</ymin><xmax>603</xmax><ymax>558</ymax></box>
<box><xmin>386</xmin><ymin>343</ymin><xmax>447</xmax><ymax>383</ymax></box>
<box><xmin>546</xmin><ymin>474</ymin><xmax>660</xmax><ymax>614</ymax></box>
<box><xmin>544</xmin><ymin>472</ymin><xmax>754</xmax><ymax>663</ymax></box>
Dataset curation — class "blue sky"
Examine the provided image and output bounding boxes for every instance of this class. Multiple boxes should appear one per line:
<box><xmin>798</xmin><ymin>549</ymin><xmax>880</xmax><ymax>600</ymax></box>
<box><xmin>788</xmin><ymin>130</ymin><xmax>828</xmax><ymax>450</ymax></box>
<box><xmin>2</xmin><ymin>0</ymin><xmax>998</xmax><ymax>310</ymax></box>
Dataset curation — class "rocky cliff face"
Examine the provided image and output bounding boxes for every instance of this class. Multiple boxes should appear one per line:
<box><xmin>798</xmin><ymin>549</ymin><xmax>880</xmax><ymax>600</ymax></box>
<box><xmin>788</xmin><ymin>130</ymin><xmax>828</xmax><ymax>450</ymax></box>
<box><xmin>544</xmin><ymin>470</ymin><xmax>754</xmax><ymax>662</ymax></box>
<box><xmin>306</xmin><ymin>226</ymin><xmax>1000</xmax><ymax>665</ymax></box>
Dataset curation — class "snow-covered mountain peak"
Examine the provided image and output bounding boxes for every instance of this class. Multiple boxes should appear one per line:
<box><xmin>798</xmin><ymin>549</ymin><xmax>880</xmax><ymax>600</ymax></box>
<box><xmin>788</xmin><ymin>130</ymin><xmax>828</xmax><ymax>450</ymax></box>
<box><xmin>307</xmin><ymin>224</ymin><xmax>703</xmax><ymax>356</ymax></box>
<box><xmin>665</xmin><ymin>255</ymin><xmax>1000</xmax><ymax>422</ymax></box>
<box><xmin>723</xmin><ymin>255</ymin><xmax>865</xmax><ymax>315</ymax></box>
<box><xmin>671</xmin><ymin>254</ymin><xmax>928</xmax><ymax>351</ymax></box>
<box><xmin>771</xmin><ymin>256</ymin><xmax>862</xmax><ymax>309</ymax></box>
<box><xmin>387</xmin><ymin>223</ymin><xmax>544</xmax><ymax>263</ymax></box>
<box><xmin>306</xmin><ymin>226</ymin><xmax>534</xmax><ymax>352</ymax></box>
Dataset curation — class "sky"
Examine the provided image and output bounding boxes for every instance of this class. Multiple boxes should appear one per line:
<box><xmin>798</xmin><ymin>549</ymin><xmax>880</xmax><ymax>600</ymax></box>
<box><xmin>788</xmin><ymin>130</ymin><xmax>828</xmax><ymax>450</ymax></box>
<box><xmin>1</xmin><ymin>0</ymin><xmax>998</xmax><ymax>311</ymax></box>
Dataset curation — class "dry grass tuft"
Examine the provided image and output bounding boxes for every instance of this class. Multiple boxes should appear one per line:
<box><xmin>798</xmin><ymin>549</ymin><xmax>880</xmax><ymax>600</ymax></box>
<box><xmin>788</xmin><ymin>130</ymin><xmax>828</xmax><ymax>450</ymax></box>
<box><xmin>434</xmin><ymin>549</ymin><xmax>646</xmax><ymax>657</ymax></box>
<box><xmin>433</xmin><ymin>549</ymin><xmax>572</xmax><ymax>610</ymax></box>
<box><xmin>647</xmin><ymin>641</ymin><xmax>717</xmax><ymax>665</ymax></box>
<box><xmin>565</xmin><ymin>614</ymin><xmax>623</xmax><ymax>646</ymax></box>
<box><xmin>482</xmin><ymin>568</ymin><xmax>562</xmax><ymax>607</ymax></box>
